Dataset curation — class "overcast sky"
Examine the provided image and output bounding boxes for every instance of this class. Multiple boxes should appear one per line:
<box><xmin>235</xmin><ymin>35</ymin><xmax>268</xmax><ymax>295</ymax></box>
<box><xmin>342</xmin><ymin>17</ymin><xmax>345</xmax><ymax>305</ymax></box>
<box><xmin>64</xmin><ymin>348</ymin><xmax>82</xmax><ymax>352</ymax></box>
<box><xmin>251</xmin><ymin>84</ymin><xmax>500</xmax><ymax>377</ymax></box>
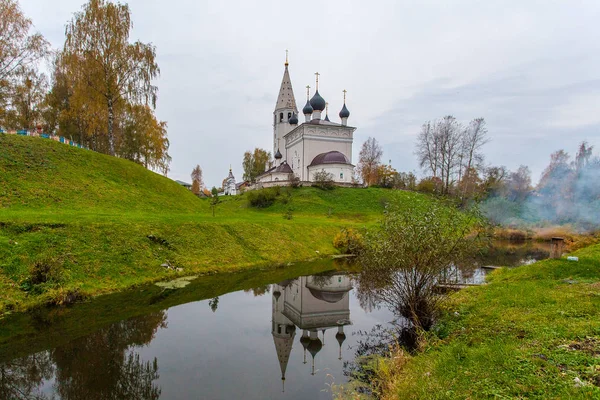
<box><xmin>21</xmin><ymin>0</ymin><xmax>600</xmax><ymax>187</ymax></box>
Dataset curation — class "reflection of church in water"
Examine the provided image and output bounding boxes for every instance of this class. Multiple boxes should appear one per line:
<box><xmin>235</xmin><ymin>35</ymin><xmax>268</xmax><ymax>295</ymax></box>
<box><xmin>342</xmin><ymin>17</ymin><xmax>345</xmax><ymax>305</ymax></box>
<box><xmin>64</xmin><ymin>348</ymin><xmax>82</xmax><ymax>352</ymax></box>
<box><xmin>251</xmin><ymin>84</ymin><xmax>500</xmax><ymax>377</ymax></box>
<box><xmin>271</xmin><ymin>274</ymin><xmax>353</xmax><ymax>390</ymax></box>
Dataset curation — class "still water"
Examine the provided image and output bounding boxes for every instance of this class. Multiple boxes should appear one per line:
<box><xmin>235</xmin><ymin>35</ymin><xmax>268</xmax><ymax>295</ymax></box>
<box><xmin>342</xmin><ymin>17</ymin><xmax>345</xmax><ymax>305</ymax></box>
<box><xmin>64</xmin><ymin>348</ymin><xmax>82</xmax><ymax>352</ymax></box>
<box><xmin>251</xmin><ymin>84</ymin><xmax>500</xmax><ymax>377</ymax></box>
<box><xmin>0</xmin><ymin>241</ymin><xmax>550</xmax><ymax>399</ymax></box>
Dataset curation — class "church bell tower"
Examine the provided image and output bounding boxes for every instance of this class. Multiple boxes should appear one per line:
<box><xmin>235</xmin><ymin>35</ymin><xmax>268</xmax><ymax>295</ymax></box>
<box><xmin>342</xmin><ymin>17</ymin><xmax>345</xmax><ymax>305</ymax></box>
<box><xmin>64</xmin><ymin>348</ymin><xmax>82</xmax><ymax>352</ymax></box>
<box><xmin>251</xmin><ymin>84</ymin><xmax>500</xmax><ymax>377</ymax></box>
<box><xmin>273</xmin><ymin>51</ymin><xmax>298</xmax><ymax>158</ymax></box>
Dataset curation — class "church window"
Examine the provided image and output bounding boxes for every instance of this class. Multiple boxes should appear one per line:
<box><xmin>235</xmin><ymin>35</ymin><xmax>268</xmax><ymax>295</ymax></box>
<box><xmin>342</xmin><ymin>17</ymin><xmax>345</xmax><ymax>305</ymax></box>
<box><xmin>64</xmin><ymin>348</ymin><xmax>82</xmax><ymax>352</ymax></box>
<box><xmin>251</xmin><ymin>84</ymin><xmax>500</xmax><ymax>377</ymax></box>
<box><xmin>340</xmin><ymin>172</ymin><xmax>344</xmax><ymax>179</ymax></box>
<box><xmin>287</xmin><ymin>112</ymin><xmax>291</xmax><ymax>120</ymax></box>
<box><xmin>279</xmin><ymin>113</ymin><xmax>283</xmax><ymax>122</ymax></box>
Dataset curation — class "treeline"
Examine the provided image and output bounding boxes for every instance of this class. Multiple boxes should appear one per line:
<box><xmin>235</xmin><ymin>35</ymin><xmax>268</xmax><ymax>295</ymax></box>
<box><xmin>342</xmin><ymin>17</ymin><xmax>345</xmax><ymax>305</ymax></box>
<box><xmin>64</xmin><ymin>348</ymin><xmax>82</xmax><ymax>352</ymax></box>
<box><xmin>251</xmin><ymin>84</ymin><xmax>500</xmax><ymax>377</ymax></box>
<box><xmin>0</xmin><ymin>0</ymin><xmax>170</xmax><ymax>174</ymax></box>
<box><xmin>482</xmin><ymin>143</ymin><xmax>600</xmax><ymax>230</ymax></box>
<box><xmin>357</xmin><ymin>114</ymin><xmax>599</xmax><ymax>230</ymax></box>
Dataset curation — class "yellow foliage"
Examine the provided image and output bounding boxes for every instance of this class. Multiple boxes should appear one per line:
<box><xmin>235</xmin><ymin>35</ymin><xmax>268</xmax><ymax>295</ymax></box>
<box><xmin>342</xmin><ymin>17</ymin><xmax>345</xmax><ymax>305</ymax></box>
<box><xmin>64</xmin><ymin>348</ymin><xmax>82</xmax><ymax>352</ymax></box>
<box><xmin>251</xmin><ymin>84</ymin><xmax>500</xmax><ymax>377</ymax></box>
<box><xmin>333</xmin><ymin>228</ymin><xmax>364</xmax><ymax>255</ymax></box>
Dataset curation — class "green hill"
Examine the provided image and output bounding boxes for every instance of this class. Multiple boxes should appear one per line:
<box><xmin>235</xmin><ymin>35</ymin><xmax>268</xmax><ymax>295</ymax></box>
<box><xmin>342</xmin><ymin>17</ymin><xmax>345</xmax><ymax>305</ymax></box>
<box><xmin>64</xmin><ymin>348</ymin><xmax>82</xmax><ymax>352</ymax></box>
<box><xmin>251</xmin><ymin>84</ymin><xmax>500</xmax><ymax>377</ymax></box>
<box><xmin>0</xmin><ymin>134</ymin><xmax>201</xmax><ymax>214</ymax></box>
<box><xmin>0</xmin><ymin>134</ymin><xmax>430</xmax><ymax>315</ymax></box>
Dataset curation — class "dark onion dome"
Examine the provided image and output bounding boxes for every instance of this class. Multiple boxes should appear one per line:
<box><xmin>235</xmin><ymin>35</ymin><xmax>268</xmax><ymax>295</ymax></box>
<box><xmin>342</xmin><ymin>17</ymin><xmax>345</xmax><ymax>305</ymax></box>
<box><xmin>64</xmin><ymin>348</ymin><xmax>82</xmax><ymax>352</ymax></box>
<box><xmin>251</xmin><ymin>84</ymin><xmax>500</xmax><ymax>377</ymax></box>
<box><xmin>275</xmin><ymin>149</ymin><xmax>282</xmax><ymax>159</ymax></box>
<box><xmin>336</xmin><ymin>331</ymin><xmax>346</xmax><ymax>346</ymax></box>
<box><xmin>324</xmin><ymin>114</ymin><xmax>330</xmax><ymax>122</ymax></box>
<box><xmin>273</xmin><ymin>290</ymin><xmax>281</xmax><ymax>300</ymax></box>
<box><xmin>289</xmin><ymin>112</ymin><xmax>298</xmax><ymax>124</ymax></box>
<box><xmin>308</xmin><ymin>151</ymin><xmax>351</xmax><ymax>167</ymax></box>
<box><xmin>302</xmin><ymin>100</ymin><xmax>313</xmax><ymax>115</ymax></box>
<box><xmin>339</xmin><ymin>103</ymin><xmax>350</xmax><ymax>118</ymax></box>
<box><xmin>309</xmin><ymin>90</ymin><xmax>326</xmax><ymax>111</ymax></box>
<box><xmin>300</xmin><ymin>335</ymin><xmax>311</xmax><ymax>349</ymax></box>
<box><xmin>307</xmin><ymin>337</ymin><xmax>323</xmax><ymax>357</ymax></box>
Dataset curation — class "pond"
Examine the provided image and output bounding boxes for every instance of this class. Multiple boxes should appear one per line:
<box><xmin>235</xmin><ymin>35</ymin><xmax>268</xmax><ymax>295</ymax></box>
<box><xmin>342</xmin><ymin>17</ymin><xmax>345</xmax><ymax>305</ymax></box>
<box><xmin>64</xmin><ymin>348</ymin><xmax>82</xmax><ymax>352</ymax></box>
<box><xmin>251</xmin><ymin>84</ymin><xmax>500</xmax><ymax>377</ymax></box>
<box><xmin>0</xmin><ymin>240</ymin><xmax>550</xmax><ymax>399</ymax></box>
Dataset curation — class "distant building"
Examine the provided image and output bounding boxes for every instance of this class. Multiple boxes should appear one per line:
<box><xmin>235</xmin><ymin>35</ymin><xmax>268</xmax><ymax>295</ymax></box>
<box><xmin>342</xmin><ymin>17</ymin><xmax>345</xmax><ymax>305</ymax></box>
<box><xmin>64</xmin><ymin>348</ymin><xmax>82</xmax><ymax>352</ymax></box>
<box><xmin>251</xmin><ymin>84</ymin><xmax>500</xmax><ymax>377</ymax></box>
<box><xmin>175</xmin><ymin>180</ymin><xmax>193</xmax><ymax>190</ymax></box>
<box><xmin>221</xmin><ymin>167</ymin><xmax>238</xmax><ymax>195</ymax></box>
<box><xmin>256</xmin><ymin>55</ymin><xmax>356</xmax><ymax>187</ymax></box>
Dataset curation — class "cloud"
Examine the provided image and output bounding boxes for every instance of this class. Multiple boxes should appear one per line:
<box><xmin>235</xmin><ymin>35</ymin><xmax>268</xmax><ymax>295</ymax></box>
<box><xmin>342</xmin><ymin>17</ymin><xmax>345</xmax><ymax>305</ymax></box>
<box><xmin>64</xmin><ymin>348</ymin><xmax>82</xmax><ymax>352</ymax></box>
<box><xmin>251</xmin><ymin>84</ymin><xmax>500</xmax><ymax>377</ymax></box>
<box><xmin>19</xmin><ymin>0</ymin><xmax>600</xmax><ymax>187</ymax></box>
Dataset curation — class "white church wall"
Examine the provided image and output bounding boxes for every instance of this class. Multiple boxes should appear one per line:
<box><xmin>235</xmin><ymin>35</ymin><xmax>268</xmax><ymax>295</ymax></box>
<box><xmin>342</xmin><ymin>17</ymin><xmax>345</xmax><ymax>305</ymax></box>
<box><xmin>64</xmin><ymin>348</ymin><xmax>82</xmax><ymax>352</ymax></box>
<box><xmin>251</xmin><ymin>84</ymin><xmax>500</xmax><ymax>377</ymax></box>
<box><xmin>308</xmin><ymin>163</ymin><xmax>354</xmax><ymax>183</ymax></box>
<box><xmin>303</xmin><ymin>137</ymin><xmax>353</xmax><ymax>172</ymax></box>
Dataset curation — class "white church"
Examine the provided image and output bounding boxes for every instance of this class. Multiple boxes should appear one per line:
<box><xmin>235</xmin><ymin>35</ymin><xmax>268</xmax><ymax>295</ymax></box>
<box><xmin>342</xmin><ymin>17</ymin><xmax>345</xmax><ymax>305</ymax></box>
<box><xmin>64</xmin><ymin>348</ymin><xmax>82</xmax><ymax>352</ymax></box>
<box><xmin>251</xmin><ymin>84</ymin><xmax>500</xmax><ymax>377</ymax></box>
<box><xmin>256</xmin><ymin>55</ymin><xmax>356</xmax><ymax>186</ymax></box>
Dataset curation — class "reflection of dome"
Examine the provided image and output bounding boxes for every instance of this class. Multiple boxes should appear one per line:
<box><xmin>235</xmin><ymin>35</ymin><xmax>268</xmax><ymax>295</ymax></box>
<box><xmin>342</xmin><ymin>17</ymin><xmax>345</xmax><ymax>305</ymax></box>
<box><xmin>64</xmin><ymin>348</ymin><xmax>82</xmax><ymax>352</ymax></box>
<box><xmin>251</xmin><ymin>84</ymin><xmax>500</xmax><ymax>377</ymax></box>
<box><xmin>273</xmin><ymin>290</ymin><xmax>281</xmax><ymax>300</ymax></box>
<box><xmin>308</xmin><ymin>151</ymin><xmax>351</xmax><ymax>167</ymax></box>
<box><xmin>307</xmin><ymin>287</ymin><xmax>347</xmax><ymax>303</ymax></box>
<box><xmin>307</xmin><ymin>337</ymin><xmax>323</xmax><ymax>357</ymax></box>
<box><xmin>300</xmin><ymin>335</ymin><xmax>310</xmax><ymax>349</ymax></box>
<box><xmin>335</xmin><ymin>332</ymin><xmax>346</xmax><ymax>346</ymax></box>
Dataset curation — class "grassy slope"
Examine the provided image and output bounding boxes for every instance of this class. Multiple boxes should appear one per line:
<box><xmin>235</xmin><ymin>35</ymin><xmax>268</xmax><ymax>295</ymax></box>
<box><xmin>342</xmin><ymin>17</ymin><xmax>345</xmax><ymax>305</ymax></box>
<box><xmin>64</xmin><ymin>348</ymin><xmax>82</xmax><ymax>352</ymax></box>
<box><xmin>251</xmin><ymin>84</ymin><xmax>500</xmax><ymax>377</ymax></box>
<box><xmin>0</xmin><ymin>134</ymin><xmax>428</xmax><ymax>314</ymax></box>
<box><xmin>377</xmin><ymin>244</ymin><xmax>600</xmax><ymax>399</ymax></box>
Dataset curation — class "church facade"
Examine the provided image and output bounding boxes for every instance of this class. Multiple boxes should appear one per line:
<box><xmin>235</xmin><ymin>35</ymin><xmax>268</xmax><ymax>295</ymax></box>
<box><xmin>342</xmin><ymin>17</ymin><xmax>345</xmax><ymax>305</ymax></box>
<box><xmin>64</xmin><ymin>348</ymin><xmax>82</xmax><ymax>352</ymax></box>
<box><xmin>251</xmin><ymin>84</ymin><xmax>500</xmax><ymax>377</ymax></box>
<box><xmin>257</xmin><ymin>57</ymin><xmax>356</xmax><ymax>185</ymax></box>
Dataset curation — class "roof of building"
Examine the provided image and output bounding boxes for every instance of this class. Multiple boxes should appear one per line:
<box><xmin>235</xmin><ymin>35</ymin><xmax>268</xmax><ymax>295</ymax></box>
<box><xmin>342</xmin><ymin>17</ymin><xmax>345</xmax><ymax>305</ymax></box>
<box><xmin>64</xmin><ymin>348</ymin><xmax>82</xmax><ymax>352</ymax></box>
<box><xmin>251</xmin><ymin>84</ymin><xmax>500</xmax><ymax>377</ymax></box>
<box><xmin>257</xmin><ymin>161</ymin><xmax>294</xmax><ymax>178</ymax></box>
<box><xmin>309</xmin><ymin>90</ymin><xmax>326</xmax><ymax>111</ymax></box>
<box><xmin>308</xmin><ymin>151</ymin><xmax>352</xmax><ymax>167</ymax></box>
<box><xmin>289</xmin><ymin>112</ymin><xmax>298</xmax><ymax>125</ymax></box>
<box><xmin>175</xmin><ymin>180</ymin><xmax>192</xmax><ymax>187</ymax></box>
<box><xmin>339</xmin><ymin>103</ymin><xmax>350</xmax><ymax>118</ymax></box>
<box><xmin>302</xmin><ymin>100</ymin><xmax>313</xmax><ymax>115</ymax></box>
<box><xmin>275</xmin><ymin>65</ymin><xmax>298</xmax><ymax>112</ymax></box>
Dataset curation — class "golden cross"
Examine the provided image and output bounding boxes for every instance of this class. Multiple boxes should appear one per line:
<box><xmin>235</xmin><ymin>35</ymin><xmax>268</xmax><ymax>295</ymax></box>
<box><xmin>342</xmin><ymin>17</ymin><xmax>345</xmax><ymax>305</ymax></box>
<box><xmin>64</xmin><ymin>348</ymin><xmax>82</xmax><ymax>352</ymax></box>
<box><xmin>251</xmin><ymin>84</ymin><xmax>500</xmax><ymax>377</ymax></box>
<box><xmin>314</xmin><ymin>72</ymin><xmax>320</xmax><ymax>90</ymax></box>
<box><xmin>343</xmin><ymin>89</ymin><xmax>347</xmax><ymax>103</ymax></box>
<box><xmin>285</xmin><ymin>49</ymin><xmax>289</xmax><ymax>66</ymax></box>
<box><xmin>306</xmin><ymin>85</ymin><xmax>310</xmax><ymax>100</ymax></box>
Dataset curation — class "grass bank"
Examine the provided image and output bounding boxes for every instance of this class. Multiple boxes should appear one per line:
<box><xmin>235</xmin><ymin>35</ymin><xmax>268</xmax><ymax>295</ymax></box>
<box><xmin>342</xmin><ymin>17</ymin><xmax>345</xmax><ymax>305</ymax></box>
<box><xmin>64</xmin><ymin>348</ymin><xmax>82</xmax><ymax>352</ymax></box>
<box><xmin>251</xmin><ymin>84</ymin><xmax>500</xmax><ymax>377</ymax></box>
<box><xmin>363</xmin><ymin>243</ymin><xmax>600</xmax><ymax>399</ymax></box>
<box><xmin>0</xmin><ymin>134</ymin><xmax>429</xmax><ymax>315</ymax></box>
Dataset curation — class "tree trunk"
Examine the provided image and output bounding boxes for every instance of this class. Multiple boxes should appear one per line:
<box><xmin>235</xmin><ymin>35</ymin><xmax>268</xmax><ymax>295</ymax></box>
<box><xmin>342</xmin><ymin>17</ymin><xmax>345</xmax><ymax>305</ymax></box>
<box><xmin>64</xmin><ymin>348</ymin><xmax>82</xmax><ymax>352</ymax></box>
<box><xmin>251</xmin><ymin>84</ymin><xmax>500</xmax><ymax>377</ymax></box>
<box><xmin>107</xmin><ymin>97</ymin><xmax>115</xmax><ymax>156</ymax></box>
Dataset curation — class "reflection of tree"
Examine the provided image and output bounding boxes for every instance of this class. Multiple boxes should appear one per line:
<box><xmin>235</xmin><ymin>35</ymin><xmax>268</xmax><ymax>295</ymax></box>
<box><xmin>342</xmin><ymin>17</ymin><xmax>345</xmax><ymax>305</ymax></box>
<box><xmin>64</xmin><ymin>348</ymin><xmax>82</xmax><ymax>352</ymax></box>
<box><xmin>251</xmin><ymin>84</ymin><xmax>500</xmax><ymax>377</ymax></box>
<box><xmin>357</xmin><ymin>202</ymin><xmax>483</xmax><ymax>331</ymax></box>
<box><xmin>343</xmin><ymin>319</ymin><xmax>414</xmax><ymax>396</ymax></box>
<box><xmin>0</xmin><ymin>351</ymin><xmax>54</xmax><ymax>400</ymax></box>
<box><xmin>243</xmin><ymin>285</ymin><xmax>271</xmax><ymax>297</ymax></box>
<box><xmin>208</xmin><ymin>297</ymin><xmax>219</xmax><ymax>312</ymax></box>
<box><xmin>51</xmin><ymin>311</ymin><xmax>166</xmax><ymax>400</ymax></box>
<box><xmin>308</xmin><ymin>275</ymin><xmax>333</xmax><ymax>288</ymax></box>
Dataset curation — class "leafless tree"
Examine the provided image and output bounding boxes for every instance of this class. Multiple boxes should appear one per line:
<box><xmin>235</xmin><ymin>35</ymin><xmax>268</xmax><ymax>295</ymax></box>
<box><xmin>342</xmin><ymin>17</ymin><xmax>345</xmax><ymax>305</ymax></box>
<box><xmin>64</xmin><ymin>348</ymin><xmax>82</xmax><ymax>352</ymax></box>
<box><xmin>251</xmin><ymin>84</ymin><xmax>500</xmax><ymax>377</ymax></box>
<box><xmin>416</xmin><ymin>121</ymin><xmax>439</xmax><ymax>179</ymax></box>
<box><xmin>437</xmin><ymin>116</ymin><xmax>463</xmax><ymax>195</ymax></box>
<box><xmin>417</xmin><ymin>116</ymin><xmax>489</xmax><ymax>196</ymax></box>
<box><xmin>459</xmin><ymin>118</ymin><xmax>488</xmax><ymax>181</ymax></box>
<box><xmin>506</xmin><ymin>165</ymin><xmax>531</xmax><ymax>202</ymax></box>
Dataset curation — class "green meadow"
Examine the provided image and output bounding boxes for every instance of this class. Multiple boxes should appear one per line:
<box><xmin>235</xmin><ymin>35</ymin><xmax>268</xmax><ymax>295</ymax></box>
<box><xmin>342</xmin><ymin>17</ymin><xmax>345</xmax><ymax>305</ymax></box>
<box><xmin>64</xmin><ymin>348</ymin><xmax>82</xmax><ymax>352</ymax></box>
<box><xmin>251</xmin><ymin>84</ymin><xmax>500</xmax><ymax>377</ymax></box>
<box><xmin>0</xmin><ymin>134</ymin><xmax>429</xmax><ymax>315</ymax></box>
<box><xmin>363</xmin><ymin>243</ymin><xmax>600</xmax><ymax>399</ymax></box>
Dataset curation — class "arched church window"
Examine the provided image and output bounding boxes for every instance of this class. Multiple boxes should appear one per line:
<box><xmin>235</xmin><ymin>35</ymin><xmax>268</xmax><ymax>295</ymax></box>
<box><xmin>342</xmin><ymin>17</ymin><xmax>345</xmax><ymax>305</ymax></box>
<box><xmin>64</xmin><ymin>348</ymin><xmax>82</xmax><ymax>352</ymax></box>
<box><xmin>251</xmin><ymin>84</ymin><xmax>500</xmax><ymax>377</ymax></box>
<box><xmin>287</xmin><ymin>112</ymin><xmax>291</xmax><ymax>120</ymax></box>
<box><xmin>279</xmin><ymin>113</ymin><xmax>283</xmax><ymax>122</ymax></box>
<box><xmin>340</xmin><ymin>172</ymin><xmax>344</xmax><ymax>179</ymax></box>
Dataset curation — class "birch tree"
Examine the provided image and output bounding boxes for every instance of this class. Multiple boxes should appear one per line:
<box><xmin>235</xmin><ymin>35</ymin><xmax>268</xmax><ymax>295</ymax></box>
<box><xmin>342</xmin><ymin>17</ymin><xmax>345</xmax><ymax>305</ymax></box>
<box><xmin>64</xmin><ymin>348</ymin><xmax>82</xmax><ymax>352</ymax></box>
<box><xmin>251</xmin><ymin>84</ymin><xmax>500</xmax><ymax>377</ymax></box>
<box><xmin>63</xmin><ymin>0</ymin><xmax>159</xmax><ymax>155</ymax></box>
<box><xmin>191</xmin><ymin>165</ymin><xmax>203</xmax><ymax>195</ymax></box>
<box><xmin>0</xmin><ymin>0</ymin><xmax>48</xmax><ymax>95</ymax></box>
<box><xmin>358</xmin><ymin>137</ymin><xmax>383</xmax><ymax>186</ymax></box>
